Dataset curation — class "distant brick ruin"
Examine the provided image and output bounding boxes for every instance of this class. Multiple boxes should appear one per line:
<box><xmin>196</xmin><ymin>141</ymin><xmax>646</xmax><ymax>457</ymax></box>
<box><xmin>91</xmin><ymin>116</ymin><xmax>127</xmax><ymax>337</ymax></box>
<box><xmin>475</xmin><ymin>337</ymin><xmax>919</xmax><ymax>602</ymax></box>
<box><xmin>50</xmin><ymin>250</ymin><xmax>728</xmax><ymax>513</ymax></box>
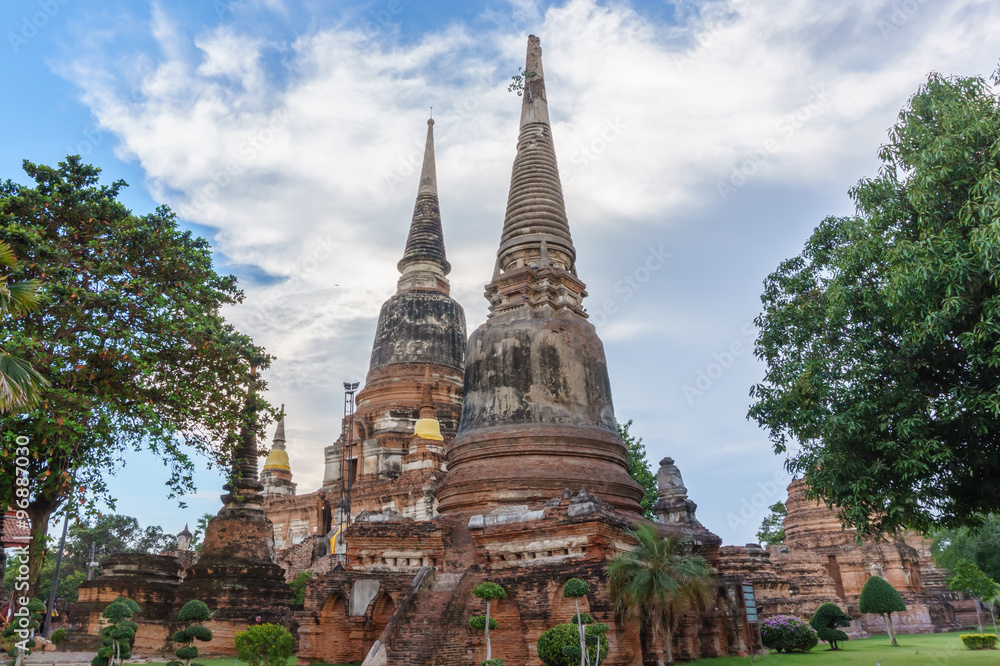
<box><xmin>717</xmin><ymin>478</ymin><xmax>976</xmax><ymax>636</ymax></box>
<box><xmin>77</xmin><ymin>34</ymin><xmax>973</xmax><ymax>666</ymax></box>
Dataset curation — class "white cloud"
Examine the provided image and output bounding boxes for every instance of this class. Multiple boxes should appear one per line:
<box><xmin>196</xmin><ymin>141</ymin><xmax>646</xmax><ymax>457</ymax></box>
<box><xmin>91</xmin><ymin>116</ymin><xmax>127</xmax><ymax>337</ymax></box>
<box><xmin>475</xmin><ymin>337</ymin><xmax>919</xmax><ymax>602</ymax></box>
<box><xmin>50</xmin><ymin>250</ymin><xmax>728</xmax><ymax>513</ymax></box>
<box><xmin>60</xmin><ymin>0</ymin><xmax>1000</xmax><ymax>543</ymax></box>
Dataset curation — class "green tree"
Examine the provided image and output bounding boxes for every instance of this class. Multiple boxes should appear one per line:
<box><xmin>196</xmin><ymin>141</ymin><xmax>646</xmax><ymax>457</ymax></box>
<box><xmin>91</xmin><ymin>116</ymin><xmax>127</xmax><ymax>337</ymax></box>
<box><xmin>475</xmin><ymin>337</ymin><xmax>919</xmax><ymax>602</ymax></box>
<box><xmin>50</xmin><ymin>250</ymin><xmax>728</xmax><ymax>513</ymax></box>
<box><xmin>809</xmin><ymin>602</ymin><xmax>852</xmax><ymax>650</ymax></box>
<box><xmin>932</xmin><ymin>513</ymin><xmax>1000</xmax><ymax>582</ymax></box>
<box><xmin>606</xmin><ymin>524</ymin><xmax>712</xmax><ymax>666</ymax></box>
<box><xmin>756</xmin><ymin>502</ymin><xmax>786</xmax><ymax>548</ymax></box>
<box><xmin>191</xmin><ymin>513</ymin><xmax>215</xmax><ymax>552</ymax></box>
<box><xmin>0</xmin><ymin>156</ymin><xmax>275</xmax><ymax>596</ymax></box>
<box><xmin>0</xmin><ymin>240</ymin><xmax>47</xmax><ymax>413</ymax></box>
<box><xmin>470</xmin><ymin>581</ymin><xmax>507</xmax><ymax>664</ymax></box>
<box><xmin>749</xmin><ymin>69</ymin><xmax>1000</xmax><ymax>536</ymax></box>
<box><xmin>168</xmin><ymin>600</ymin><xmax>213</xmax><ymax>666</ymax></box>
<box><xmin>617</xmin><ymin>420</ymin><xmax>657</xmax><ymax>520</ymax></box>
<box><xmin>858</xmin><ymin>576</ymin><xmax>906</xmax><ymax>645</ymax></box>
<box><xmin>949</xmin><ymin>558</ymin><xmax>1000</xmax><ymax>634</ymax></box>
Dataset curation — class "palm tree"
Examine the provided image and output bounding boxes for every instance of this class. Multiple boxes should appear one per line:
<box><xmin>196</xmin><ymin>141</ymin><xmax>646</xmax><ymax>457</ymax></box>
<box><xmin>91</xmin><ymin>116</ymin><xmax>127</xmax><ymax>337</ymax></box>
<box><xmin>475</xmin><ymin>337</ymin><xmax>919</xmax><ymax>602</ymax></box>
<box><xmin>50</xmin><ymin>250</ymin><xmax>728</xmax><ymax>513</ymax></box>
<box><xmin>606</xmin><ymin>524</ymin><xmax>713</xmax><ymax>666</ymax></box>
<box><xmin>0</xmin><ymin>240</ymin><xmax>47</xmax><ymax>412</ymax></box>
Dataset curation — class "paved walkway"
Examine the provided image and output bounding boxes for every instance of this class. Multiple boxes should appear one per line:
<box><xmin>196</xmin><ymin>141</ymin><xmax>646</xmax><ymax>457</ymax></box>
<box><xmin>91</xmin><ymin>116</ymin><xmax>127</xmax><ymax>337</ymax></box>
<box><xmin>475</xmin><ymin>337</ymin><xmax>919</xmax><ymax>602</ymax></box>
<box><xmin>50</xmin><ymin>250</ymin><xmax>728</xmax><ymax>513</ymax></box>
<box><xmin>23</xmin><ymin>653</ymin><xmax>159</xmax><ymax>665</ymax></box>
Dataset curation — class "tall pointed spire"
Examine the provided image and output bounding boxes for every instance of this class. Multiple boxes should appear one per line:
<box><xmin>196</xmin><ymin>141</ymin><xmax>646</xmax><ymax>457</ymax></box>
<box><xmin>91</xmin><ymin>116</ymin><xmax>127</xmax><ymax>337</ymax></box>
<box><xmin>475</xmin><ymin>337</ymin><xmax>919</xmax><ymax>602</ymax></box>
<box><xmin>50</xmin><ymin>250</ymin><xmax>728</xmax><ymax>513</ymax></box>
<box><xmin>498</xmin><ymin>35</ymin><xmax>575</xmax><ymax>276</ymax></box>
<box><xmin>272</xmin><ymin>404</ymin><xmax>286</xmax><ymax>448</ymax></box>
<box><xmin>397</xmin><ymin>118</ymin><xmax>450</xmax><ymax>292</ymax></box>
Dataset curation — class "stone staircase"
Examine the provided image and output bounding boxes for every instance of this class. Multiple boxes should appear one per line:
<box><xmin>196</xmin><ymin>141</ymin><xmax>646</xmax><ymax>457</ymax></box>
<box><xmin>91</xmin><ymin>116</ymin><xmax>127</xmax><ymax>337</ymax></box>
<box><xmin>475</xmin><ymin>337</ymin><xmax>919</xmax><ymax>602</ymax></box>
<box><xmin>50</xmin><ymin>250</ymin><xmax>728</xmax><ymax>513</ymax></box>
<box><xmin>385</xmin><ymin>571</ymin><xmax>467</xmax><ymax>665</ymax></box>
<box><xmin>362</xmin><ymin>518</ymin><xmax>484</xmax><ymax>666</ymax></box>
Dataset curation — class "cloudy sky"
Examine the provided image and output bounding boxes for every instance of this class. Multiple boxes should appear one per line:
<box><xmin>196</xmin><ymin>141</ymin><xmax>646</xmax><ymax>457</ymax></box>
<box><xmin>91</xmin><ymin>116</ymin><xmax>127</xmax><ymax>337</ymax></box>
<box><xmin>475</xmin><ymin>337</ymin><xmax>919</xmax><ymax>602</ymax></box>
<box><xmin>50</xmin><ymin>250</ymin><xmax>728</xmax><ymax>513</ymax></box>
<box><xmin>3</xmin><ymin>0</ymin><xmax>999</xmax><ymax>545</ymax></box>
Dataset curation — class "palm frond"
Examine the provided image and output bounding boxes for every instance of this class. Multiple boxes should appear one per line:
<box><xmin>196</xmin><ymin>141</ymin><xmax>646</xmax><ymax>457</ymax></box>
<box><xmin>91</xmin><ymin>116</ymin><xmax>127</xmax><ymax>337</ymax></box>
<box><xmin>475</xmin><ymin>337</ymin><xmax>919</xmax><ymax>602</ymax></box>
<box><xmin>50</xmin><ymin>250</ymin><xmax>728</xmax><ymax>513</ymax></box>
<box><xmin>0</xmin><ymin>241</ymin><xmax>15</xmax><ymax>269</ymax></box>
<box><xmin>3</xmin><ymin>279</ymin><xmax>42</xmax><ymax>316</ymax></box>
<box><xmin>0</xmin><ymin>348</ymin><xmax>49</xmax><ymax>413</ymax></box>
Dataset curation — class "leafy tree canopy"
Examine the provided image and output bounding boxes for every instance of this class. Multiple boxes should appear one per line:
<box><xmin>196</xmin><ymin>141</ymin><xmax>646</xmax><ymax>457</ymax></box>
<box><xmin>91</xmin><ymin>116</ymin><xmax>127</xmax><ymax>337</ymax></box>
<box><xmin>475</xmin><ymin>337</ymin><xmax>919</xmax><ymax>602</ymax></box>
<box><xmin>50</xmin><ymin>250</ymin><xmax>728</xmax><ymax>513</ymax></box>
<box><xmin>932</xmin><ymin>513</ymin><xmax>1000</xmax><ymax>581</ymax></box>
<box><xmin>0</xmin><ymin>156</ymin><xmax>274</xmax><ymax>594</ymax></box>
<box><xmin>756</xmin><ymin>501</ymin><xmax>787</xmax><ymax>548</ymax></box>
<box><xmin>618</xmin><ymin>420</ymin><xmax>657</xmax><ymax>520</ymax></box>
<box><xmin>949</xmin><ymin>558</ymin><xmax>1000</xmax><ymax>602</ymax></box>
<box><xmin>749</xmin><ymin>69</ymin><xmax>1000</xmax><ymax>536</ymax></box>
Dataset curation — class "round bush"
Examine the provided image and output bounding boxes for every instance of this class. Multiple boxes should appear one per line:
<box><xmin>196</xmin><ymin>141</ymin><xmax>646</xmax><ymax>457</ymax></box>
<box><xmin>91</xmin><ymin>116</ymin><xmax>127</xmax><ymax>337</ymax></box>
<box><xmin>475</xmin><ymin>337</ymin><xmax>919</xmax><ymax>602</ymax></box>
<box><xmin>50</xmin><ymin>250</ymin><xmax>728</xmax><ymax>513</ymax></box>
<box><xmin>178</xmin><ymin>600</ymin><xmax>212</xmax><ymax>623</ymax></box>
<box><xmin>760</xmin><ymin>614</ymin><xmax>819</xmax><ymax>653</ymax></box>
<box><xmin>175</xmin><ymin>646</ymin><xmax>199</xmax><ymax>660</ymax></box>
<box><xmin>537</xmin><ymin>623</ymin><xmax>609</xmax><ymax>666</ymax></box>
<box><xmin>49</xmin><ymin>628</ymin><xmax>68</xmax><ymax>645</ymax></box>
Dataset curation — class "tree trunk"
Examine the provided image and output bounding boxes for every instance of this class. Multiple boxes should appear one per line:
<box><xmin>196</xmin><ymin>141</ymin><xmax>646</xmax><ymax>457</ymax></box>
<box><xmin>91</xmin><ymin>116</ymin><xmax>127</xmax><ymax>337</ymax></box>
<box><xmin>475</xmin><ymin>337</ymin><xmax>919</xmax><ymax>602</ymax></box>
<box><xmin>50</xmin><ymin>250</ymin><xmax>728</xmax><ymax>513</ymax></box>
<box><xmin>25</xmin><ymin>500</ymin><xmax>55</xmax><ymax>600</ymax></box>
<box><xmin>574</xmin><ymin>598</ymin><xmax>585</xmax><ymax>666</ymax></box>
<box><xmin>885</xmin><ymin>613</ymin><xmax>897</xmax><ymax>646</ymax></box>
<box><xmin>484</xmin><ymin>600</ymin><xmax>491</xmax><ymax>662</ymax></box>
<box><xmin>974</xmin><ymin>598</ymin><xmax>983</xmax><ymax>635</ymax></box>
<box><xmin>663</xmin><ymin>618</ymin><xmax>674</xmax><ymax>666</ymax></box>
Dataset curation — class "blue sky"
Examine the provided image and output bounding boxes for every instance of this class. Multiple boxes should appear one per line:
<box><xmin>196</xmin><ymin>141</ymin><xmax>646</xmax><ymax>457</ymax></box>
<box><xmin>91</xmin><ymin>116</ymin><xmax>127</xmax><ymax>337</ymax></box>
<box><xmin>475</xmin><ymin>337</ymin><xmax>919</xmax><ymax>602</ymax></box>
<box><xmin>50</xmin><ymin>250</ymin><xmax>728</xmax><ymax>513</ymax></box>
<box><xmin>4</xmin><ymin>0</ymin><xmax>1000</xmax><ymax>544</ymax></box>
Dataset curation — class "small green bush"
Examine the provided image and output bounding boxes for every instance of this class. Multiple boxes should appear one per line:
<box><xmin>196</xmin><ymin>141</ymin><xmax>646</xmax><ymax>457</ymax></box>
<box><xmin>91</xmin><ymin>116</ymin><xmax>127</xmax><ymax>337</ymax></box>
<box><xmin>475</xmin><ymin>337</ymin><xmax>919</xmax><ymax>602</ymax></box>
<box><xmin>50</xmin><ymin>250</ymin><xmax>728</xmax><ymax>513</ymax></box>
<box><xmin>177</xmin><ymin>600</ymin><xmax>212</xmax><ymax>623</ymax></box>
<box><xmin>49</xmin><ymin>628</ymin><xmax>68</xmax><ymax>645</ymax></box>
<box><xmin>288</xmin><ymin>570</ymin><xmax>314</xmax><ymax>605</ymax></box>
<box><xmin>760</xmin><ymin>615</ymin><xmax>818</xmax><ymax>653</ymax></box>
<box><xmin>482</xmin><ymin>659</ymin><xmax>505</xmax><ymax>666</ymax></box>
<box><xmin>960</xmin><ymin>633</ymin><xmax>998</xmax><ymax>650</ymax></box>
<box><xmin>233</xmin><ymin>624</ymin><xmax>294</xmax><ymax>666</ymax></box>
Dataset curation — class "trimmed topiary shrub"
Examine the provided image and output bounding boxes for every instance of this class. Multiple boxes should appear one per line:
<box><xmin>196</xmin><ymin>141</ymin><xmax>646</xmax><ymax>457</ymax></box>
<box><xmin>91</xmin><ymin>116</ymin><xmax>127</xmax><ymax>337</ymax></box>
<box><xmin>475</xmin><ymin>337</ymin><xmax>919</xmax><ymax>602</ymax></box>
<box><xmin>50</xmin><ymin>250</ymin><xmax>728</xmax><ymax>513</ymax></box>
<box><xmin>536</xmin><ymin>623</ymin><xmax>609</xmax><ymax>666</ymax></box>
<box><xmin>49</xmin><ymin>628</ymin><xmax>68</xmax><ymax>645</ymax></box>
<box><xmin>471</xmin><ymin>581</ymin><xmax>507</xmax><ymax>665</ymax></box>
<box><xmin>167</xmin><ymin>600</ymin><xmax>213</xmax><ymax>666</ymax></box>
<box><xmin>760</xmin><ymin>614</ymin><xmax>818</xmax><ymax>653</ymax></box>
<box><xmin>233</xmin><ymin>623</ymin><xmax>294</xmax><ymax>666</ymax></box>
<box><xmin>92</xmin><ymin>597</ymin><xmax>140</xmax><ymax>666</ymax></box>
<box><xmin>858</xmin><ymin>575</ymin><xmax>907</xmax><ymax>646</ymax></box>
<box><xmin>960</xmin><ymin>633</ymin><xmax>998</xmax><ymax>650</ymax></box>
<box><xmin>810</xmin><ymin>602</ymin><xmax>852</xmax><ymax>650</ymax></box>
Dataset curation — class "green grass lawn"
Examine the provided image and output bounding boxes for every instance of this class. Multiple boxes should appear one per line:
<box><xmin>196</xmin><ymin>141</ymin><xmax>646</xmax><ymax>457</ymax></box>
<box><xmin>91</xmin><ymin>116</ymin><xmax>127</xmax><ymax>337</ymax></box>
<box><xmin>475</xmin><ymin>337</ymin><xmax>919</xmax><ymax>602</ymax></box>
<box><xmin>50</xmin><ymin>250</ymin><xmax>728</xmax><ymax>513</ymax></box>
<box><xmin>690</xmin><ymin>632</ymin><xmax>998</xmax><ymax>665</ymax></box>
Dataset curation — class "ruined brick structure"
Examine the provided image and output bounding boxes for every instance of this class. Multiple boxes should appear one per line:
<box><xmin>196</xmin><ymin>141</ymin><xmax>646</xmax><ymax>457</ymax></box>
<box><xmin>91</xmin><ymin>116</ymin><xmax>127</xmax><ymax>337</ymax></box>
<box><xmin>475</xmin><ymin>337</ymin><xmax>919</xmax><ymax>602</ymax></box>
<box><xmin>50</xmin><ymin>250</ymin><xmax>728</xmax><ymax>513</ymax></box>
<box><xmin>79</xmin><ymin>407</ymin><xmax>293</xmax><ymax>654</ymax></box>
<box><xmin>717</xmin><ymin>478</ymin><xmax>975</xmax><ymax>636</ymax></box>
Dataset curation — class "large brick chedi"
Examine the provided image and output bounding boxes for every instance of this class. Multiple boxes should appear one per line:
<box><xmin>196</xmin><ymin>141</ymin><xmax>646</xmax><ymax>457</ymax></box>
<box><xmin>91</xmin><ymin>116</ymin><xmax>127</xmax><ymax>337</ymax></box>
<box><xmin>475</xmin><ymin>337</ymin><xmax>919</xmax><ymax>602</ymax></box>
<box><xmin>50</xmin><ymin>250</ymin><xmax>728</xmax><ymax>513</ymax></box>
<box><xmin>322</xmin><ymin>116</ymin><xmax>466</xmax><ymax>523</ymax></box>
<box><xmin>434</xmin><ymin>35</ymin><xmax>644</xmax><ymax>517</ymax></box>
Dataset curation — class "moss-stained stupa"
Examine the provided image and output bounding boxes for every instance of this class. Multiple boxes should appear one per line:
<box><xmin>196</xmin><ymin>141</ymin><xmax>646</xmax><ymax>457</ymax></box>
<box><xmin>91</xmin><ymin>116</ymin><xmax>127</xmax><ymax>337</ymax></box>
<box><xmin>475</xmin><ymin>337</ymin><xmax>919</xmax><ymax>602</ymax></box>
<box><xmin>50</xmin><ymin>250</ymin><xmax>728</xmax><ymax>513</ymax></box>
<box><xmin>435</xmin><ymin>35</ymin><xmax>644</xmax><ymax>517</ymax></box>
